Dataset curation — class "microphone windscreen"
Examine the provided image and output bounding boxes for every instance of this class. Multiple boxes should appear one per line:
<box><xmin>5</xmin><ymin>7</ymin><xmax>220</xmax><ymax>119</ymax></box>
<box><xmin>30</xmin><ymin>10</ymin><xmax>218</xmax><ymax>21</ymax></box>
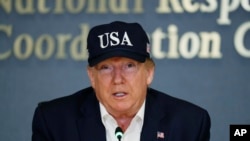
<box><xmin>115</xmin><ymin>127</ymin><xmax>123</xmax><ymax>140</ymax></box>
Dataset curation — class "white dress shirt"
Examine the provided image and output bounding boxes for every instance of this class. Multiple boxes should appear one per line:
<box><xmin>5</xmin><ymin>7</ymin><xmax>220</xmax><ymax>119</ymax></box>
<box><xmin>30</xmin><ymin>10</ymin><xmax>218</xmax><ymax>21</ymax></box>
<box><xmin>99</xmin><ymin>101</ymin><xmax>145</xmax><ymax>141</ymax></box>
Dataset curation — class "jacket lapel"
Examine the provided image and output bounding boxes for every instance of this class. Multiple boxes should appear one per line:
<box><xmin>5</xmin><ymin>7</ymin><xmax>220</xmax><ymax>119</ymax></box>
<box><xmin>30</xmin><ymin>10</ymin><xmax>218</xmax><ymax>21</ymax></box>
<box><xmin>141</xmin><ymin>89</ymin><xmax>167</xmax><ymax>141</ymax></box>
<box><xmin>76</xmin><ymin>91</ymin><xmax>106</xmax><ymax>141</ymax></box>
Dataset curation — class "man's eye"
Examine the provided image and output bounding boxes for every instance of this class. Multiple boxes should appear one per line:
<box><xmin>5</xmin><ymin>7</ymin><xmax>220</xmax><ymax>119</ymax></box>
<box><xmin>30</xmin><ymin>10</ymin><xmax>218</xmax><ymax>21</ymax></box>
<box><xmin>127</xmin><ymin>63</ymin><xmax>135</xmax><ymax>68</ymax></box>
<box><xmin>100</xmin><ymin>65</ymin><xmax>110</xmax><ymax>70</ymax></box>
<box><xmin>99</xmin><ymin>65</ymin><xmax>110</xmax><ymax>70</ymax></box>
<box><xmin>98</xmin><ymin>65</ymin><xmax>113</xmax><ymax>73</ymax></box>
<box><xmin>124</xmin><ymin>63</ymin><xmax>137</xmax><ymax>70</ymax></box>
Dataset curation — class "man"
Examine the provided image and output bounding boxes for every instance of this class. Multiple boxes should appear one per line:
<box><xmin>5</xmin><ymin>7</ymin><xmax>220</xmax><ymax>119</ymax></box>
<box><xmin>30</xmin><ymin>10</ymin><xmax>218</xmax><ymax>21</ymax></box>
<box><xmin>32</xmin><ymin>21</ymin><xmax>211</xmax><ymax>141</ymax></box>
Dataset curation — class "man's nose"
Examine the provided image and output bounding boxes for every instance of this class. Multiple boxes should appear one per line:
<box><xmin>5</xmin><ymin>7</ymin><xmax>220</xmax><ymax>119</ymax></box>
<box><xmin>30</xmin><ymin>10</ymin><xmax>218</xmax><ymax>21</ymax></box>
<box><xmin>113</xmin><ymin>68</ymin><xmax>124</xmax><ymax>84</ymax></box>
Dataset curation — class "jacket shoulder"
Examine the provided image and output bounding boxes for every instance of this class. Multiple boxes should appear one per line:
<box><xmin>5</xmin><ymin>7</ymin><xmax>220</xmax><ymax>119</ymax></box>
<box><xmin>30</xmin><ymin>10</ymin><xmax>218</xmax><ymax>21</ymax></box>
<box><xmin>37</xmin><ymin>87</ymin><xmax>95</xmax><ymax>114</ymax></box>
<box><xmin>147</xmin><ymin>88</ymin><xmax>209</xmax><ymax>116</ymax></box>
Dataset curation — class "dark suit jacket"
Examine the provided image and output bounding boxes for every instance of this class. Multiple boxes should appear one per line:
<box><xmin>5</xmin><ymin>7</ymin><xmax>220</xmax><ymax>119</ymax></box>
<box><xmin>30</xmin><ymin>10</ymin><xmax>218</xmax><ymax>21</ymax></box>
<box><xmin>32</xmin><ymin>87</ymin><xmax>210</xmax><ymax>141</ymax></box>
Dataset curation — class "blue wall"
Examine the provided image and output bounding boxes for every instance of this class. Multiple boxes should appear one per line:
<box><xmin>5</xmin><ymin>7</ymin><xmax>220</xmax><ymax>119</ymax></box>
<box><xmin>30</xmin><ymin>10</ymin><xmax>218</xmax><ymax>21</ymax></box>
<box><xmin>1</xmin><ymin>1</ymin><xmax>250</xmax><ymax>141</ymax></box>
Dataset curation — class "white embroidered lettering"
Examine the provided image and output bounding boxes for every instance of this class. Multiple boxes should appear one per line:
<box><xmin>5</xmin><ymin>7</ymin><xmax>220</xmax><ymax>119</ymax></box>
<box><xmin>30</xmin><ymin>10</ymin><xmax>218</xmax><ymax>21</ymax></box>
<box><xmin>98</xmin><ymin>33</ymin><xmax>110</xmax><ymax>48</ymax></box>
<box><xmin>98</xmin><ymin>31</ymin><xmax>133</xmax><ymax>48</ymax></box>
<box><xmin>110</xmin><ymin>32</ymin><xmax>120</xmax><ymax>46</ymax></box>
<box><xmin>121</xmin><ymin>32</ymin><xmax>133</xmax><ymax>46</ymax></box>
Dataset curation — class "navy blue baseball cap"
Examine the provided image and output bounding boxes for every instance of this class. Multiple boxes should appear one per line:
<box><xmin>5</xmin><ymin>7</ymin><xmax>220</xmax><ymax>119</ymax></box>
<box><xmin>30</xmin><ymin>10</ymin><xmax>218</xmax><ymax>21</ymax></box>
<box><xmin>87</xmin><ymin>21</ymin><xmax>150</xmax><ymax>67</ymax></box>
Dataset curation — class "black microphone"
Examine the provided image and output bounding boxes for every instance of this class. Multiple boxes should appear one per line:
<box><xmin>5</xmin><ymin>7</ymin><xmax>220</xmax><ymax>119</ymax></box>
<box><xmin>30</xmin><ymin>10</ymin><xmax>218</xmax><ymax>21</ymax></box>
<box><xmin>115</xmin><ymin>127</ymin><xmax>123</xmax><ymax>141</ymax></box>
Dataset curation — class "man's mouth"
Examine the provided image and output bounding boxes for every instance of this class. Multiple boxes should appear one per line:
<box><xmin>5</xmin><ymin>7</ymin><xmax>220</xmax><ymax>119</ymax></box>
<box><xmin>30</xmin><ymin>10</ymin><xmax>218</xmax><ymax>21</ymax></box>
<box><xmin>113</xmin><ymin>92</ymin><xmax>127</xmax><ymax>97</ymax></box>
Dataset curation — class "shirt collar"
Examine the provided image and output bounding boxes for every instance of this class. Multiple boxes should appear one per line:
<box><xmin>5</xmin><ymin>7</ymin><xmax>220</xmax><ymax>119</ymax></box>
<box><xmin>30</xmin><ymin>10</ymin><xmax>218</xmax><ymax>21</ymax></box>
<box><xmin>99</xmin><ymin>101</ymin><xmax>146</xmax><ymax>126</ymax></box>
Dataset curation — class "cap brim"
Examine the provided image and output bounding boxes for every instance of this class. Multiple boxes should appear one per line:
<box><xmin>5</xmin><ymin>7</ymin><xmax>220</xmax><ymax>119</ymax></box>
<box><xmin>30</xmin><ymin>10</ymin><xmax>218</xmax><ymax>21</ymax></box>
<box><xmin>88</xmin><ymin>49</ymin><xmax>147</xmax><ymax>67</ymax></box>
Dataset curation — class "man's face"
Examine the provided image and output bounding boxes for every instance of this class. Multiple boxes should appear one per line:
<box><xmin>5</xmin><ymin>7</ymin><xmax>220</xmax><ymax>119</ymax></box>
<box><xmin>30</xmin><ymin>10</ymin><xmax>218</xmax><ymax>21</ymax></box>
<box><xmin>87</xmin><ymin>57</ymin><xmax>154</xmax><ymax>117</ymax></box>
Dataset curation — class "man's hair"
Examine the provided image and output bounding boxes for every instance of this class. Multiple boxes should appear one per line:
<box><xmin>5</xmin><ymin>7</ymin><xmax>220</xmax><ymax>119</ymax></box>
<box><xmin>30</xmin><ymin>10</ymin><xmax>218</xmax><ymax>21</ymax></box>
<box><xmin>145</xmin><ymin>58</ymin><xmax>155</xmax><ymax>69</ymax></box>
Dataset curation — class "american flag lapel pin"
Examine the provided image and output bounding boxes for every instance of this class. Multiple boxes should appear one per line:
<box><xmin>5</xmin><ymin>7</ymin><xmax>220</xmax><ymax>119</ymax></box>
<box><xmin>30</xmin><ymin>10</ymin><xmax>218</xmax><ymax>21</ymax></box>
<box><xmin>157</xmin><ymin>131</ymin><xmax>165</xmax><ymax>139</ymax></box>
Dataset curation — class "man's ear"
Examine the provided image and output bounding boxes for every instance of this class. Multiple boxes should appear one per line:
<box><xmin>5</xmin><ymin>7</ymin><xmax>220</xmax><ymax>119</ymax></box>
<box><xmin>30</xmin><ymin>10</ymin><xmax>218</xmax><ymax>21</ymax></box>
<box><xmin>87</xmin><ymin>67</ymin><xmax>95</xmax><ymax>88</ymax></box>
<box><xmin>147</xmin><ymin>67</ymin><xmax>154</xmax><ymax>85</ymax></box>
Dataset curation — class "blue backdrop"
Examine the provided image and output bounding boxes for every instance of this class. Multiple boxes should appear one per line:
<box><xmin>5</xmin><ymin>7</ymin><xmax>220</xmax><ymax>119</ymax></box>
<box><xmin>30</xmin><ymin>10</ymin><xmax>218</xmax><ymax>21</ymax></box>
<box><xmin>1</xmin><ymin>1</ymin><xmax>250</xmax><ymax>141</ymax></box>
